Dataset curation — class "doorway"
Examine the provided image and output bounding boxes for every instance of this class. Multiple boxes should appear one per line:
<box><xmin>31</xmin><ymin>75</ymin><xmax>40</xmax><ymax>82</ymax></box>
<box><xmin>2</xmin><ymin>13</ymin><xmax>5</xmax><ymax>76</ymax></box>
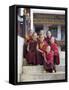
<box><xmin>34</xmin><ymin>25</ymin><xmax>43</xmax><ymax>35</ymax></box>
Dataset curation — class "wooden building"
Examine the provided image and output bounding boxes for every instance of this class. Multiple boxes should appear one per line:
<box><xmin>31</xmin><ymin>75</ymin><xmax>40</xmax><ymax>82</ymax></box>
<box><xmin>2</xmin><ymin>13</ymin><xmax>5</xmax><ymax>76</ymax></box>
<box><xmin>33</xmin><ymin>13</ymin><xmax>65</xmax><ymax>51</ymax></box>
<box><xmin>17</xmin><ymin>8</ymin><xmax>65</xmax><ymax>51</ymax></box>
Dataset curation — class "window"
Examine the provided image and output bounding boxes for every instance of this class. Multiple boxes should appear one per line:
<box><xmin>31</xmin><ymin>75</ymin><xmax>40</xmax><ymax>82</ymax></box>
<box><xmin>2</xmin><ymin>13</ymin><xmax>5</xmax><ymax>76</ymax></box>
<box><xmin>34</xmin><ymin>25</ymin><xmax>43</xmax><ymax>35</ymax></box>
<box><xmin>49</xmin><ymin>25</ymin><xmax>58</xmax><ymax>38</ymax></box>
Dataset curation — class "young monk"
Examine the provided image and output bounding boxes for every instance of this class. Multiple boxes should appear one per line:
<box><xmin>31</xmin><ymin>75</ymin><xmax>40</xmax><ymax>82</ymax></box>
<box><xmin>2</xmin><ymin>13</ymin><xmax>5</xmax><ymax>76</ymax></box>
<box><xmin>23</xmin><ymin>30</ymin><xmax>33</xmax><ymax>58</ymax></box>
<box><xmin>50</xmin><ymin>37</ymin><xmax>60</xmax><ymax>72</ymax></box>
<box><xmin>37</xmin><ymin>32</ymin><xmax>48</xmax><ymax>65</ymax></box>
<box><xmin>39</xmin><ymin>30</ymin><xmax>46</xmax><ymax>39</ymax></box>
<box><xmin>26</xmin><ymin>32</ymin><xmax>38</xmax><ymax>65</ymax></box>
<box><xmin>43</xmin><ymin>46</ymin><xmax>54</xmax><ymax>73</ymax></box>
<box><xmin>45</xmin><ymin>30</ymin><xmax>52</xmax><ymax>45</ymax></box>
<box><xmin>25</xmin><ymin>30</ymin><xmax>33</xmax><ymax>42</ymax></box>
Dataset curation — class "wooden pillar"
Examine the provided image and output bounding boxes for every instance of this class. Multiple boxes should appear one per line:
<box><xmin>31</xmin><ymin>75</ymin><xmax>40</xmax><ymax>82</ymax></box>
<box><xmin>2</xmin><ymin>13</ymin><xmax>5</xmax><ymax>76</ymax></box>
<box><xmin>30</xmin><ymin>9</ymin><xmax>34</xmax><ymax>32</ymax></box>
<box><xmin>43</xmin><ymin>24</ymin><xmax>49</xmax><ymax>36</ymax></box>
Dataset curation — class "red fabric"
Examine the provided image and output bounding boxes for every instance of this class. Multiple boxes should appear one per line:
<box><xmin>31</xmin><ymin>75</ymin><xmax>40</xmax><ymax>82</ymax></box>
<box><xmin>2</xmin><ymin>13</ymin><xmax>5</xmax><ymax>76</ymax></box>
<box><xmin>26</xmin><ymin>51</ymin><xmax>37</xmax><ymax>64</ymax></box>
<box><xmin>44</xmin><ymin>51</ymin><xmax>54</xmax><ymax>64</ymax></box>
<box><xmin>38</xmin><ymin>40</ymin><xmax>48</xmax><ymax>52</ymax></box>
<box><xmin>50</xmin><ymin>43</ymin><xmax>60</xmax><ymax>65</ymax></box>
<box><xmin>27</xmin><ymin>36</ymin><xmax>32</xmax><ymax>43</ymax></box>
<box><xmin>23</xmin><ymin>36</ymin><xmax>32</xmax><ymax>58</ymax></box>
<box><xmin>45</xmin><ymin>36</ymin><xmax>52</xmax><ymax>45</ymax></box>
<box><xmin>51</xmin><ymin>43</ymin><xmax>58</xmax><ymax>55</ymax></box>
<box><xmin>26</xmin><ymin>40</ymin><xmax>38</xmax><ymax>65</ymax></box>
<box><xmin>43</xmin><ymin>51</ymin><xmax>54</xmax><ymax>71</ymax></box>
<box><xmin>37</xmin><ymin>40</ymin><xmax>48</xmax><ymax>65</ymax></box>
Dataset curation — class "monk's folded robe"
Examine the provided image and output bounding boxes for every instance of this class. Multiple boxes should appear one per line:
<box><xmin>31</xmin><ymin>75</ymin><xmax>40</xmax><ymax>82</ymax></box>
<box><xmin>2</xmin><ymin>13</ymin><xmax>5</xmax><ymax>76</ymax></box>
<box><xmin>26</xmin><ymin>39</ymin><xmax>39</xmax><ymax>65</ymax></box>
<box><xmin>38</xmin><ymin>40</ymin><xmax>48</xmax><ymax>52</ymax></box>
<box><xmin>37</xmin><ymin>40</ymin><xmax>48</xmax><ymax>65</ymax></box>
<box><xmin>43</xmin><ymin>50</ymin><xmax>54</xmax><ymax>72</ymax></box>
<box><xmin>50</xmin><ymin>43</ymin><xmax>60</xmax><ymax>65</ymax></box>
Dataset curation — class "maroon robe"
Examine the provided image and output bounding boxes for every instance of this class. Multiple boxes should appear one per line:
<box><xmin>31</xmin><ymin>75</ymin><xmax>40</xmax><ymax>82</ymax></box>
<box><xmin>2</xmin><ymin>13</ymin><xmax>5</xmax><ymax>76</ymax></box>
<box><xmin>38</xmin><ymin>40</ymin><xmax>48</xmax><ymax>52</ymax></box>
<box><xmin>50</xmin><ymin>43</ymin><xmax>60</xmax><ymax>65</ymax></box>
<box><xmin>43</xmin><ymin>50</ymin><xmax>54</xmax><ymax>72</ymax></box>
<box><xmin>23</xmin><ymin>36</ymin><xmax>32</xmax><ymax>58</ymax></box>
<box><xmin>37</xmin><ymin>40</ymin><xmax>48</xmax><ymax>65</ymax></box>
<box><xmin>45</xmin><ymin>36</ymin><xmax>52</xmax><ymax>45</ymax></box>
<box><xmin>26</xmin><ymin>39</ymin><xmax>38</xmax><ymax>65</ymax></box>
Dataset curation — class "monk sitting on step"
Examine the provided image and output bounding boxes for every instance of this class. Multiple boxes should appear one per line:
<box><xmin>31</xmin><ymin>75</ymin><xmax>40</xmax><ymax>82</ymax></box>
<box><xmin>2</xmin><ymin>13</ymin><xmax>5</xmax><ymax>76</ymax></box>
<box><xmin>23</xmin><ymin>30</ymin><xmax>33</xmax><ymax>58</ymax></box>
<box><xmin>50</xmin><ymin>37</ymin><xmax>60</xmax><ymax>72</ymax></box>
<box><xmin>26</xmin><ymin>32</ymin><xmax>39</xmax><ymax>65</ymax></box>
<box><xmin>43</xmin><ymin>46</ymin><xmax>54</xmax><ymax>73</ymax></box>
<box><xmin>45</xmin><ymin>31</ymin><xmax>52</xmax><ymax>45</ymax></box>
<box><xmin>37</xmin><ymin>32</ymin><xmax>48</xmax><ymax>65</ymax></box>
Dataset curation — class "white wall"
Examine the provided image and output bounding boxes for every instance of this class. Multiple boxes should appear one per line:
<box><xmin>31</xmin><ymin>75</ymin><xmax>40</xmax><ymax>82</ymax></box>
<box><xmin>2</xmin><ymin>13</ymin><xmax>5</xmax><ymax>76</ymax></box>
<box><xmin>18</xmin><ymin>36</ymin><xmax>24</xmax><ymax>82</ymax></box>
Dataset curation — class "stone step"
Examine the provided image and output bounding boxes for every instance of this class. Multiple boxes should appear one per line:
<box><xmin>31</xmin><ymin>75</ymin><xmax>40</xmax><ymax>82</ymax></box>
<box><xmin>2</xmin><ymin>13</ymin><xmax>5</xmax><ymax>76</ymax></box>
<box><xmin>21</xmin><ymin>65</ymin><xmax>65</xmax><ymax>82</ymax></box>
<box><xmin>56</xmin><ymin>65</ymin><xmax>65</xmax><ymax>72</ymax></box>
<box><xmin>21</xmin><ymin>71</ymin><xmax>65</xmax><ymax>82</ymax></box>
<box><xmin>22</xmin><ymin>65</ymin><xmax>65</xmax><ymax>74</ymax></box>
<box><xmin>22</xmin><ymin>65</ymin><xmax>44</xmax><ymax>74</ymax></box>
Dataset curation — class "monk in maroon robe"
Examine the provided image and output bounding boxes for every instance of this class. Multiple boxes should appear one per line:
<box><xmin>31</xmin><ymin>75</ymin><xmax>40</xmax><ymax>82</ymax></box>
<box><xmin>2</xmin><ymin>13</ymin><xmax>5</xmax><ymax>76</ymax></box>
<box><xmin>23</xmin><ymin>30</ymin><xmax>33</xmax><ymax>58</ymax></box>
<box><xmin>26</xmin><ymin>32</ymin><xmax>39</xmax><ymax>65</ymax></box>
<box><xmin>37</xmin><ymin>34</ymin><xmax>48</xmax><ymax>65</ymax></box>
<box><xmin>43</xmin><ymin>46</ymin><xmax>54</xmax><ymax>73</ymax></box>
<box><xmin>45</xmin><ymin>30</ymin><xmax>57</xmax><ymax>45</ymax></box>
<box><xmin>45</xmin><ymin>30</ymin><xmax>52</xmax><ymax>45</ymax></box>
<box><xmin>50</xmin><ymin>37</ymin><xmax>60</xmax><ymax>72</ymax></box>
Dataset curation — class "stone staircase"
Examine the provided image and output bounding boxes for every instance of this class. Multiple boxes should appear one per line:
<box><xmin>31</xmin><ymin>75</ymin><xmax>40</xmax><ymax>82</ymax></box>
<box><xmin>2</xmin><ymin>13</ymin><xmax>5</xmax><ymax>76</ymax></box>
<box><xmin>21</xmin><ymin>51</ymin><xmax>65</xmax><ymax>82</ymax></box>
<box><xmin>21</xmin><ymin>65</ymin><xmax>65</xmax><ymax>82</ymax></box>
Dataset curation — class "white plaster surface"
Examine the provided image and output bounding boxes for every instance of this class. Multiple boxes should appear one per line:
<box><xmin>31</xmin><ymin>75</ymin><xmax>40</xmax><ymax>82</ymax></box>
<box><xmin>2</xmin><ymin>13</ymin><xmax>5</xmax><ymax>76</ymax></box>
<box><xmin>17</xmin><ymin>36</ymin><xmax>24</xmax><ymax>82</ymax></box>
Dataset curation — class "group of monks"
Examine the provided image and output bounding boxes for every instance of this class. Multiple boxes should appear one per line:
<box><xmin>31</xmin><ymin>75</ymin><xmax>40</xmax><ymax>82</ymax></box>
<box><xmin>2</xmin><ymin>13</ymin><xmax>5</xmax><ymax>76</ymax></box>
<box><xmin>23</xmin><ymin>30</ymin><xmax>60</xmax><ymax>73</ymax></box>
